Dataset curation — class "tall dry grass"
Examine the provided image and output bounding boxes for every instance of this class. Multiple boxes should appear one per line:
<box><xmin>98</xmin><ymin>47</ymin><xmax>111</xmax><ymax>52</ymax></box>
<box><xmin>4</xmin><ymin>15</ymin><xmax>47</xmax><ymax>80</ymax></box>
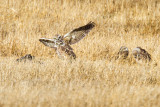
<box><xmin>0</xmin><ymin>0</ymin><xmax>160</xmax><ymax>106</ymax></box>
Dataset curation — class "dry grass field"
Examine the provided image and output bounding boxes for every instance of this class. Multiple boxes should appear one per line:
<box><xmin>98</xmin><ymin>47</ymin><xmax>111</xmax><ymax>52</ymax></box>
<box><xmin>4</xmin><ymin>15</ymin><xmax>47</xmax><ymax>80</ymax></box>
<box><xmin>0</xmin><ymin>0</ymin><xmax>160</xmax><ymax>106</ymax></box>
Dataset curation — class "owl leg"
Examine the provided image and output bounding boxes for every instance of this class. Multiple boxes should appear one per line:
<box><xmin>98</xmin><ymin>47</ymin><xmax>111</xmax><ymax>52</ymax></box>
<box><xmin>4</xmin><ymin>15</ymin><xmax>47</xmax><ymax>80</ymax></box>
<box><xmin>56</xmin><ymin>48</ymin><xmax>65</xmax><ymax>59</ymax></box>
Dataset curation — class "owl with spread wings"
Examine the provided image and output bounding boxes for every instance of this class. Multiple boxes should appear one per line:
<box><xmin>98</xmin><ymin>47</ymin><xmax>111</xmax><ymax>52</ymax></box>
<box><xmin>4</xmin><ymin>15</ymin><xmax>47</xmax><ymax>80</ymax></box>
<box><xmin>39</xmin><ymin>21</ymin><xmax>95</xmax><ymax>59</ymax></box>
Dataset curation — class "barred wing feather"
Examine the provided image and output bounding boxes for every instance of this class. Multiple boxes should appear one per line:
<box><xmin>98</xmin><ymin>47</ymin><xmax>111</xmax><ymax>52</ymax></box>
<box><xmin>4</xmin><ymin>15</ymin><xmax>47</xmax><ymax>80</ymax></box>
<box><xmin>39</xmin><ymin>38</ymin><xmax>57</xmax><ymax>49</ymax></box>
<box><xmin>63</xmin><ymin>21</ymin><xmax>95</xmax><ymax>45</ymax></box>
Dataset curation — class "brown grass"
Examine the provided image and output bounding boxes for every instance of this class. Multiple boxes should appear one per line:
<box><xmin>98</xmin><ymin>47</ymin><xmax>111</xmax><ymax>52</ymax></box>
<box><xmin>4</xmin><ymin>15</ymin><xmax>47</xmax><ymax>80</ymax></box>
<box><xmin>0</xmin><ymin>0</ymin><xmax>160</xmax><ymax>106</ymax></box>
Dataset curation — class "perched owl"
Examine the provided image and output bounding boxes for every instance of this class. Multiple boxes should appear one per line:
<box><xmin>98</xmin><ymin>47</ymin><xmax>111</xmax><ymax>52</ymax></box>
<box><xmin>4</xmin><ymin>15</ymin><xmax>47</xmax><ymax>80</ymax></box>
<box><xmin>115</xmin><ymin>46</ymin><xmax>129</xmax><ymax>60</ymax></box>
<box><xmin>132</xmin><ymin>47</ymin><xmax>151</xmax><ymax>62</ymax></box>
<box><xmin>39</xmin><ymin>21</ymin><xmax>95</xmax><ymax>59</ymax></box>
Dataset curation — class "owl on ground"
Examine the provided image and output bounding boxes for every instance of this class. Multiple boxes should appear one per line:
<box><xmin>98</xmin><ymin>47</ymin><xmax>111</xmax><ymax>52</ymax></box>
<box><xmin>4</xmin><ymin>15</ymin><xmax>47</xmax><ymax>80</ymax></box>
<box><xmin>39</xmin><ymin>21</ymin><xmax>95</xmax><ymax>59</ymax></box>
<box><xmin>132</xmin><ymin>47</ymin><xmax>151</xmax><ymax>62</ymax></box>
<box><xmin>115</xmin><ymin>46</ymin><xmax>129</xmax><ymax>60</ymax></box>
<box><xmin>16</xmin><ymin>54</ymin><xmax>35</xmax><ymax>62</ymax></box>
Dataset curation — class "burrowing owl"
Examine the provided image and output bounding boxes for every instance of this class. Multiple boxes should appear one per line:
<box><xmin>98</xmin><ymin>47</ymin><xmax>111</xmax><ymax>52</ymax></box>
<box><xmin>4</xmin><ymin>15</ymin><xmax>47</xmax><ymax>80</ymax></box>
<box><xmin>115</xmin><ymin>46</ymin><xmax>129</xmax><ymax>60</ymax></box>
<box><xmin>16</xmin><ymin>54</ymin><xmax>35</xmax><ymax>62</ymax></box>
<box><xmin>132</xmin><ymin>47</ymin><xmax>151</xmax><ymax>62</ymax></box>
<box><xmin>39</xmin><ymin>21</ymin><xmax>95</xmax><ymax>59</ymax></box>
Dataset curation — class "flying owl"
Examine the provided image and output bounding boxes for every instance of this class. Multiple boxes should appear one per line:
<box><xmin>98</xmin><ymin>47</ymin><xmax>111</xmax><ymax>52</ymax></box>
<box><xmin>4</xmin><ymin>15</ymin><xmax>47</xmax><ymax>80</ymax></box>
<box><xmin>115</xmin><ymin>46</ymin><xmax>129</xmax><ymax>60</ymax></box>
<box><xmin>132</xmin><ymin>47</ymin><xmax>151</xmax><ymax>62</ymax></box>
<box><xmin>39</xmin><ymin>21</ymin><xmax>95</xmax><ymax>59</ymax></box>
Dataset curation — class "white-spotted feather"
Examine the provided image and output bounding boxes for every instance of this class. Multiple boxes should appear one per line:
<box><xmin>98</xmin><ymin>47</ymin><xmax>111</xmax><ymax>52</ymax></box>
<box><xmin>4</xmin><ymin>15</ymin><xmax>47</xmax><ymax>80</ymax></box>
<box><xmin>39</xmin><ymin>38</ymin><xmax>57</xmax><ymax>49</ymax></box>
<box><xmin>63</xmin><ymin>21</ymin><xmax>95</xmax><ymax>45</ymax></box>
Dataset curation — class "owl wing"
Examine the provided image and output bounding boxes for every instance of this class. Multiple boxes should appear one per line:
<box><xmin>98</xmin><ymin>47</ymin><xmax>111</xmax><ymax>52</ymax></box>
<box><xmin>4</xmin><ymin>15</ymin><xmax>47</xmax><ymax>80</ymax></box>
<box><xmin>39</xmin><ymin>38</ymin><xmax>57</xmax><ymax>49</ymax></box>
<box><xmin>63</xmin><ymin>21</ymin><xmax>95</xmax><ymax>45</ymax></box>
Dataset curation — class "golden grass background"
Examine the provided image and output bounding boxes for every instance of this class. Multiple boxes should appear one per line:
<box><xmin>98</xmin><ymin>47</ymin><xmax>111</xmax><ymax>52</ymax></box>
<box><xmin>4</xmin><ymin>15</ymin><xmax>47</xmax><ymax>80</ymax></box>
<box><xmin>0</xmin><ymin>0</ymin><xmax>160</xmax><ymax>106</ymax></box>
